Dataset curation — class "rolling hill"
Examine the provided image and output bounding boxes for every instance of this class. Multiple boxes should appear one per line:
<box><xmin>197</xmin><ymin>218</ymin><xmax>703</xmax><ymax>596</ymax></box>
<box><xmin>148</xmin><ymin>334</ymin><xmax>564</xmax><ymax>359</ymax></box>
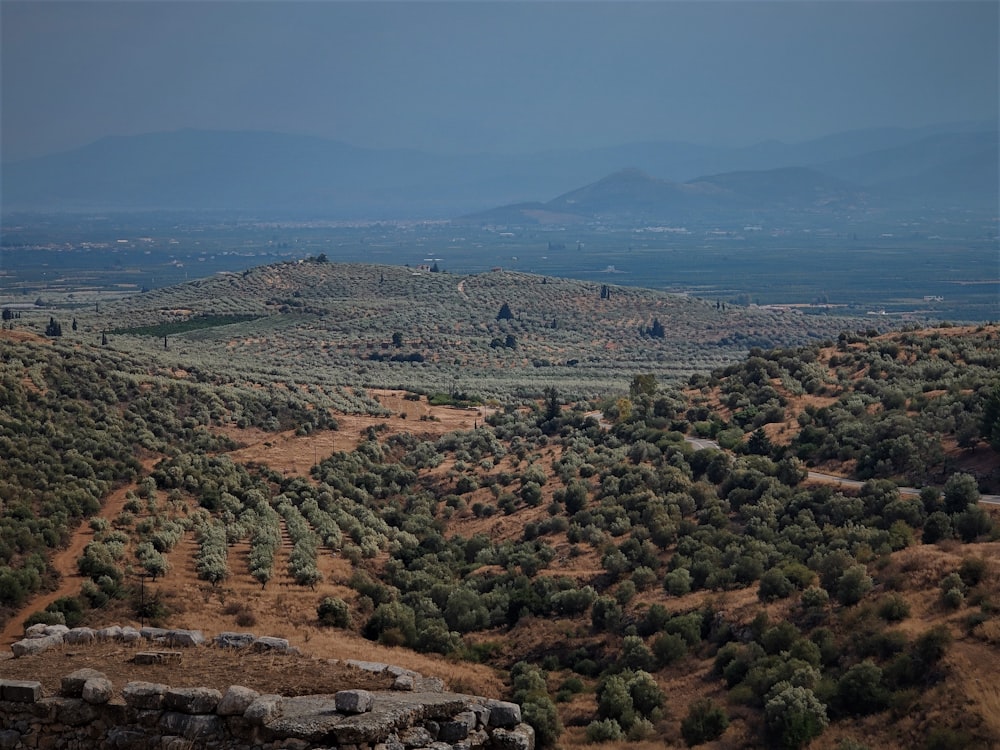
<box><xmin>2</xmin><ymin>123</ymin><xmax>995</xmax><ymax>219</ymax></box>
<box><xmin>73</xmin><ymin>260</ymin><xmax>881</xmax><ymax>401</ymax></box>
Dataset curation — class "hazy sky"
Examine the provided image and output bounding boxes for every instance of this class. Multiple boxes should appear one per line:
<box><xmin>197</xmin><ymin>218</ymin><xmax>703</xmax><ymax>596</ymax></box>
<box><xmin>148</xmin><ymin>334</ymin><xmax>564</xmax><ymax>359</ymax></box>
<box><xmin>2</xmin><ymin>1</ymin><xmax>997</xmax><ymax>161</ymax></box>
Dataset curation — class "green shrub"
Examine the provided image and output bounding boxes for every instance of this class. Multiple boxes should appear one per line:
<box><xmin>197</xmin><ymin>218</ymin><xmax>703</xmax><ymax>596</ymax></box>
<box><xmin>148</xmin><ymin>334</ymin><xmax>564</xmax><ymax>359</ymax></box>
<box><xmin>653</xmin><ymin>632</ymin><xmax>688</xmax><ymax>667</ymax></box>
<box><xmin>877</xmin><ymin>594</ymin><xmax>911</xmax><ymax>622</ymax></box>
<box><xmin>585</xmin><ymin>718</ymin><xmax>623</xmax><ymax>742</ymax></box>
<box><xmin>764</xmin><ymin>685</ymin><xmax>829</xmax><ymax>749</ymax></box>
<box><xmin>317</xmin><ymin>596</ymin><xmax>352</xmax><ymax>628</ymax></box>
<box><xmin>681</xmin><ymin>698</ymin><xmax>729</xmax><ymax>747</ymax></box>
<box><xmin>23</xmin><ymin>609</ymin><xmax>65</xmax><ymax>628</ymax></box>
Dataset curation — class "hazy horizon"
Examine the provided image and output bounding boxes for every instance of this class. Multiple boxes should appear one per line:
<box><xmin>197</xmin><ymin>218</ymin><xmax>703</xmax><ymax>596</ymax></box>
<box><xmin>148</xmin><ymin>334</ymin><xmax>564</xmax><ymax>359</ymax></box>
<box><xmin>2</xmin><ymin>1</ymin><xmax>997</xmax><ymax>162</ymax></box>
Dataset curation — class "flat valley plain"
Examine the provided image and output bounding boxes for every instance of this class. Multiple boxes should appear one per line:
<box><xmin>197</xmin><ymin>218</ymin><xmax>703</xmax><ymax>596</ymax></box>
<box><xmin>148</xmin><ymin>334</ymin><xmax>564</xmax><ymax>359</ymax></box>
<box><xmin>3</xmin><ymin>214</ymin><xmax>998</xmax><ymax>323</ymax></box>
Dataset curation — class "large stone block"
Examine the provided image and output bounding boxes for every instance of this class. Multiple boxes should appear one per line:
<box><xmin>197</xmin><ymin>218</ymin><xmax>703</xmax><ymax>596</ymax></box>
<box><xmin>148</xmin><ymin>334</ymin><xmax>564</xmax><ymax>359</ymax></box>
<box><xmin>164</xmin><ymin>629</ymin><xmax>206</xmax><ymax>647</ymax></box>
<box><xmin>490</xmin><ymin>723</ymin><xmax>535</xmax><ymax>750</ymax></box>
<box><xmin>82</xmin><ymin>677</ymin><xmax>114</xmax><ymax>704</ymax></box>
<box><xmin>95</xmin><ymin>625</ymin><xmax>124</xmax><ymax>641</ymax></box>
<box><xmin>120</xmin><ymin>626</ymin><xmax>142</xmax><ymax>643</ymax></box>
<box><xmin>438</xmin><ymin>719</ymin><xmax>471</xmax><ymax>742</ymax></box>
<box><xmin>163</xmin><ymin>686</ymin><xmax>222</xmax><ymax>714</ymax></box>
<box><xmin>486</xmin><ymin>700</ymin><xmax>521</xmax><ymax>728</ymax></box>
<box><xmin>244</xmin><ymin>694</ymin><xmax>284</xmax><ymax>724</ymax></box>
<box><xmin>139</xmin><ymin>626</ymin><xmax>170</xmax><ymax>641</ymax></box>
<box><xmin>123</xmin><ymin>681</ymin><xmax>168</xmax><ymax>710</ymax></box>
<box><xmin>336</xmin><ymin>689</ymin><xmax>374</xmax><ymax>714</ymax></box>
<box><xmin>0</xmin><ymin>730</ymin><xmax>19</xmax><ymax>750</ymax></box>
<box><xmin>11</xmin><ymin>633</ymin><xmax>63</xmax><ymax>656</ymax></box>
<box><xmin>392</xmin><ymin>674</ymin><xmax>415</xmax><ymax>691</ymax></box>
<box><xmin>61</xmin><ymin>668</ymin><xmax>108</xmax><ymax>698</ymax></box>
<box><xmin>252</xmin><ymin>635</ymin><xmax>290</xmax><ymax>652</ymax></box>
<box><xmin>132</xmin><ymin>650</ymin><xmax>182</xmax><ymax>665</ymax></box>
<box><xmin>0</xmin><ymin>680</ymin><xmax>42</xmax><ymax>703</ymax></box>
<box><xmin>214</xmin><ymin>631</ymin><xmax>256</xmax><ymax>649</ymax></box>
<box><xmin>217</xmin><ymin>685</ymin><xmax>260</xmax><ymax>716</ymax></box>
<box><xmin>63</xmin><ymin>627</ymin><xmax>96</xmax><ymax>645</ymax></box>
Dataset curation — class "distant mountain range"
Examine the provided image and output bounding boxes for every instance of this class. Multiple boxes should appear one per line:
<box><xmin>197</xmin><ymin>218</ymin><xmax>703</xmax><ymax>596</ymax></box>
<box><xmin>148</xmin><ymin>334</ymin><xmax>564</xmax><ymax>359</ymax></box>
<box><xmin>2</xmin><ymin>122</ymin><xmax>996</xmax><ymax>222</ymax></box>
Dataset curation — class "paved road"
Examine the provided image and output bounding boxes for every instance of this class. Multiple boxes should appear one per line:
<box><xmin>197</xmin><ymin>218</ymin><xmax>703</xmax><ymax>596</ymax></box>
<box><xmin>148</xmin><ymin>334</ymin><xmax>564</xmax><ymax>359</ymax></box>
<box><xmin>681</xmin><ymin>437</ymin><xmax>1000</xmax><ymax>506</ymax></box>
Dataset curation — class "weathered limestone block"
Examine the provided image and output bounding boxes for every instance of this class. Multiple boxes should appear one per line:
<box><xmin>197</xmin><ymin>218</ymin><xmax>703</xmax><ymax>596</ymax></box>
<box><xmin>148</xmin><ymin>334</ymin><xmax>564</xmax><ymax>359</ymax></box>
<box><xmin>96</xmin><ymin>625</ymin><xmax>124</xmax><ymax>641</ymax></box>
<box><xmin>164</xmin><ymin>629</ymin><xmax>205</xmax><ymax>647</ymax></box>
<box><xmin>415</xmin><ymin>676</ymin><xmax>446</xmax><ymax>693</ymax></box>
<box><xmin>80</xmin><ymin>677</ymin><xmax>115</xmax><ymax>705</ymax></box>
<box><xmin>392</xmin><ymin>674</ymin><xmax>415</xmax><ymax>691</ymax></box>
<box><xmin>123</xmin><ymin>681</ymin><xmax>168</xmax><ymax>710</ymax></box>
<box><xmin>133</xmin><ymin>651</ymin><xmax>182</xmax><ymax>665</ymax></box>
<box><xmin>120</xmin><ymin>626</ymin><xmax>142</xmax><ymax>643</ymax></box>
<box><xmin>435</xmin><ymin>709</ymin><xmax>477</xmax><ymax>742</ymax></box>
<box><xmin>332</xmin><ymin>711</ymin><xmax>401</xmax><ymax>746</ymax></box>
<box><xmin>214</xmin><ymin>631</ymin><xmax>256</xmax><ymax>649</ymax></box>
<box><xmin>490</xmin><ymin>723</ymin><xmax>535</xmax><ymax>750</ymax></box>
<box><xmin>252</xmin><ymin>635</ymin><xmax>290</xmax><ymax>652</ymax></box>
<box><xmin>11</xmin><ymin>633</ymin><xmax>63</xmax><ymax>657</ymax></box>
<box><xmin>61</xmin><ymin>668</ymin><xmax>108</xmax><ymax>698</ymax></box>
<box><xmin>63</xmin><ymin>627</ymin><xmax>96</xmax><ymax>645</ymax></box>
<box><xmin>438</xmin><ymin>718</ymin><xmax>471</xmax><ymax>742</ymax></box>
<box><xmin>0</xmin><ymin>680</ymin><xmax>42</xmax><ymax>703</ymax></box>
<box><xmin>24</xmin><ymin>623</ymin><xmax>49</xmax><ymax>637</ymax></box>
<box><xmin>82</xmin><ymin>677</ymin><xmax>114</xmax><ymax>704</ymax></box>
<box><xmin>139</xmin><ymin>626</ymin><xmax>169</xmax><ymax>642</ymax></box>
<box><xmin>159</xmin><ymin>711</ymin><xmax>225</xmax><ymax>741</ymax></box>
<box><xmin>263</xmin><ymin>695</ymin><xmax>344</xmax><ymax>742</ymax></box>
<box><xmin>244</xmin><ymin>694</ymin><xmax>284</xmax><ymax>725</ymax></box>
<box><xmin>486</xmin><ymin>700</ymin><xmax>521</xmax><ymax>728</ymax></box>
<box><xmin>469</xmin><ymin>703</ymin><xmax>491</xmax><ymax>729</ymax></box>
<box><xmin>336</xmin><ymin>689</ymin><xmax>374</xmax><ymax>714</ymax></box>
<box><xmin>217</xmin><ymin>685</ymin><xmax>260</xmax><ymax>716</ymax></box>
<box><xmin>163</xmin><ymin>686</ymin><xmax>222</xmax><ymax>714</ymax></box>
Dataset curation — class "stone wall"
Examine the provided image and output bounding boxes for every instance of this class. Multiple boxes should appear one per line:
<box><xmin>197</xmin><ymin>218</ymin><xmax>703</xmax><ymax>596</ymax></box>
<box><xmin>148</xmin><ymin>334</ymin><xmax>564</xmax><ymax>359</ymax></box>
<box><xmin>0</xmin><ymin>626</ymin><xmax>534</xmax><ymax>750</ymax></box>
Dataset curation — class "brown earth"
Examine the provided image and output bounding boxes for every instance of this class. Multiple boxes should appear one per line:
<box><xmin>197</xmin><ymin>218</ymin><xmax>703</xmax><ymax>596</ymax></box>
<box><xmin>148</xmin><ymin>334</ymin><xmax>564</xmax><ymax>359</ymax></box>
<box><xmin>0</xmin><ymin>640</ymin><xmax>393</xmax><ymax>699</ymax></box>
<box><xmin>220</xmin><ymin>389</ymin><xmax>486</xmax><ymax>478</ymax></box>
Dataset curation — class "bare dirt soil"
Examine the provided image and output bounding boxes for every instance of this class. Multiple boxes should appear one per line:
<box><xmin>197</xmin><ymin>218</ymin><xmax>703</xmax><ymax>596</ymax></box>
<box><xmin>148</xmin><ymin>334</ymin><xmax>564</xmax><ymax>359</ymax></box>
<box><xmin>0</xmin><ymin>641</ymin><xmax>393</xmax><ymax>699</ymax></box>
<box><xmin>219</xmin><ymin>389</ymin><xmax>485</xmax><ymax>478</ymax></box>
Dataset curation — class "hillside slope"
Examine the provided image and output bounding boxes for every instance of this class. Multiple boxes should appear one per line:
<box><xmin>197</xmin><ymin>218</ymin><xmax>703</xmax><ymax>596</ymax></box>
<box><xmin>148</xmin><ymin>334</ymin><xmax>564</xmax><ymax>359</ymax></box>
<box><xmin>2</xmin><ymin>322</ymin><xmax>999</xmax><ymax>749</ymax></box>
<box><xmin>76</xmin><ymin>260</ymin><xmax>879</xmax><ymax>401</ymax></box>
